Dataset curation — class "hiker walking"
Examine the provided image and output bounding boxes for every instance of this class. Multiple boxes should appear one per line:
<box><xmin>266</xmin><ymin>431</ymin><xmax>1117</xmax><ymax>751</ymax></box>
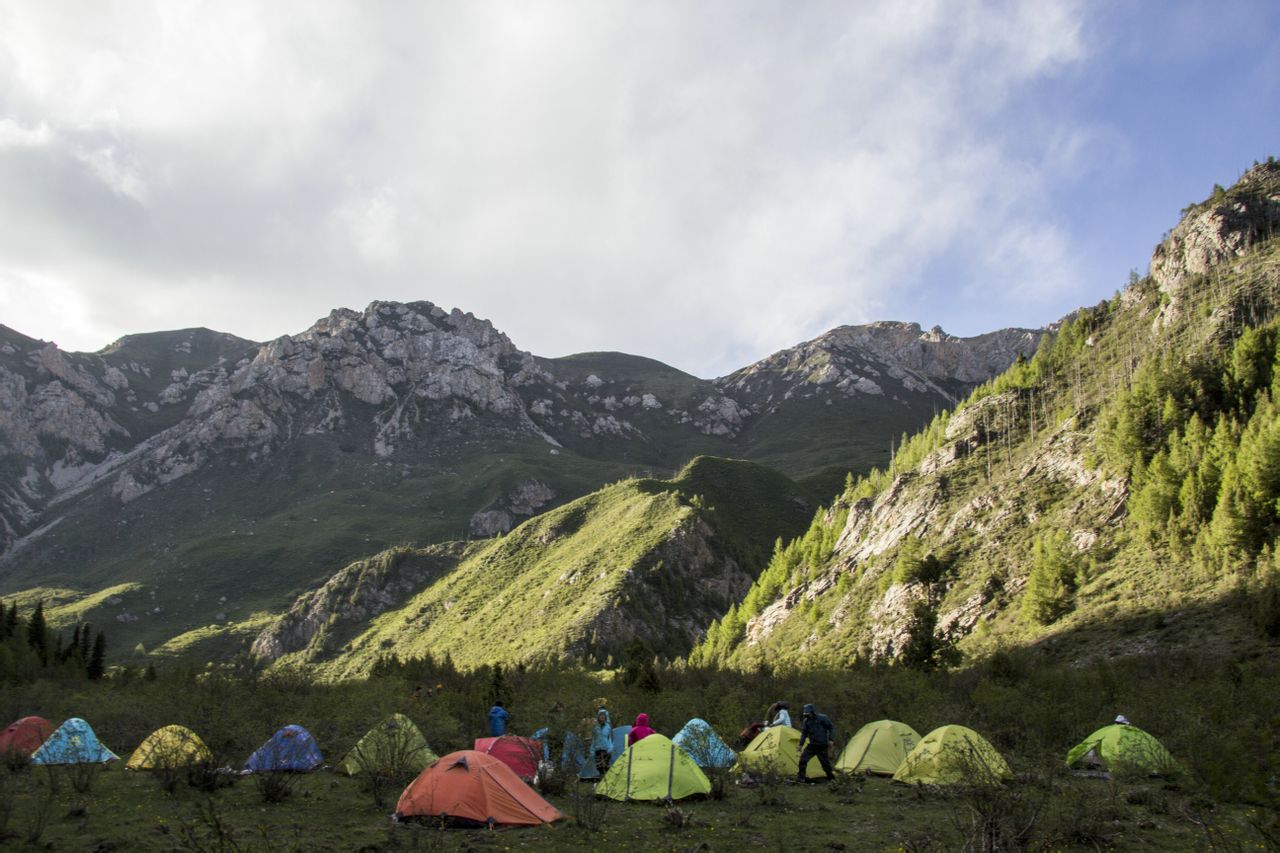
<box><xmin>627</xmin><ymin>712</ymin><xmax>656</xmax><ymax>746</ymax></box>
<box><xmin>766</xmin><ymin>701</ymin><xmax>792</xmax><ymax>728</ymax></box>
<box><xmin>796</xmin><ymin>703</ymin><xmax>836</xmax><ymax>782</ymax></box>
<box><xmin>488</xmin><ymin>701</ymin><xmax>511</xmax><ymax>737</ymax></box>
<box><xmin>590</xmin><ymin>707</ymin><xmax>613</xmax><ymax>774</ymax></box>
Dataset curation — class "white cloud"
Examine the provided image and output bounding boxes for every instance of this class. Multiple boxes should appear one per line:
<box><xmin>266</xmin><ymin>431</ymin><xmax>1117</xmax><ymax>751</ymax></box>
<box><xmin>0</xmin><ymin>0</ymin><xmax>1093</xmax><ymax>375</ymax></box>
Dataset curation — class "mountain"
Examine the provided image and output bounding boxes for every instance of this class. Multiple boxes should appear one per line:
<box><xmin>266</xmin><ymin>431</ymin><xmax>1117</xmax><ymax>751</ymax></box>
<box><xmin>252</xmin><ymin>456</ymin><xmax>815</xmax><ymax>673</ymax></box>
<box><xmin>694</xmin><ymin>159</ymin><xmax>1280</xmax><ymax>671</ymax></box>
<box><xmin>0</xmin><ymin>300</ymin><xmax>1041</xmax><ymax>661</ymax></box>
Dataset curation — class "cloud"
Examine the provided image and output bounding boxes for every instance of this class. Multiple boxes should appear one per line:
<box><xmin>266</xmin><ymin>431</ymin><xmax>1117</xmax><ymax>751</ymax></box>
<box><xmin>0</xmin><ymin>0</ymin><xmax>1092</xmax><ymax>375</ymax></box>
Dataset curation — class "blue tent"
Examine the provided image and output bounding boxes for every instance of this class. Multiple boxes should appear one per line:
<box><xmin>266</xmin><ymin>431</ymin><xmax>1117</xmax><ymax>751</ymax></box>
<box><xmin>611</xmin><ymin>725</ymin><xmax>632</xmax><ymax>760</ymax></box>
<box><xmin>244</xmin><ymin>725</ymin><xmax>322</xmax><ymax>772</ymax></box>
<box><xmin>31</xmin><ymin>718</ymin><xmax>117</xmax><ymax>765</ymax></box>
<box><xmin>530</xmin><ymin>727</ymin><xmax>586</xmax><ymax>773</ymax></box>
<box><xmin>672</xmin><ymin>718</ymin><xmax>736</xmax><ymax>769</ymax></box>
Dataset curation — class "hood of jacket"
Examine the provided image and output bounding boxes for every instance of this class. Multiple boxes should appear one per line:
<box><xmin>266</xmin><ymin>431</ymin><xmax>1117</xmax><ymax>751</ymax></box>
<box><xmin>802</xmin><ymin>704</ymin><xmax>816</xmax><ymax>716</ymax></box>
<box><xmin>635</xmin><ymin>713</ymin><xmax>650</xmax><ymax>728</ymax></box>
<box><xmin>595</xmin><ymin>709</ymin><xmax>612</xmax><ymax>727</ymax></box>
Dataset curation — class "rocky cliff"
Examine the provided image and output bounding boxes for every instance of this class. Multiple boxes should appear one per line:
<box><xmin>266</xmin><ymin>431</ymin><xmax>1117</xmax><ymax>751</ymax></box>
<box><xmin>707</xmin><ymin>160</ymin><xmax>1280</xmax><ymax>670</ymax></box>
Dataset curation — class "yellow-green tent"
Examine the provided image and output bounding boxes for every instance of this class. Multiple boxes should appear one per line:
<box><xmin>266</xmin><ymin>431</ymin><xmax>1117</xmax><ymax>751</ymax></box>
<box><xmin>736</xmin><ymin>725</ymin><xmax>825</xmax><ymax>780</ymax></box>
<box><xmin>339</xmin><ymin>714</ymin><xmax>438</xmax><ymax>777</ymax></box>
<box><xmin>595</xmin><ymin>734</ymin><xmax>711</xmax><ymax>801</ymax></box>
<box><xmin>892</xmin><ymin>725</ymin><xmax>1012</xmax><ymax>786</ymax></box>
<box><xmin>1066</xmin><ymin>724</ymin><xmax>1175</xmax><ymax>776</ymax></box>
<box><xmin>127</xmin><ymin>725</ymin><xmax>212</xmax><ymax>770</ymax></box>
<box><xmin>836</xmin><ymin>720</ymin><xmax>920</xmax><ymax>776</ymax></box>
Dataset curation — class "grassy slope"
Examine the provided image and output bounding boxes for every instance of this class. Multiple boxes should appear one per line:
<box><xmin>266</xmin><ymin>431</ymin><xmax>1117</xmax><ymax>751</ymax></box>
<box><xmin>714</xmin><ymin>169</ymin><xmax>1280</xmax><ymax>670</ymax></box>
<box><xmin>297</xmin><ymin>457</ymin><xmax>813</xmax><ymax>676</ymax></box>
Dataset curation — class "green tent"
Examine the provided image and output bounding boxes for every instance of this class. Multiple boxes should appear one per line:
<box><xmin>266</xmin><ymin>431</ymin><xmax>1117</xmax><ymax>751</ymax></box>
<box><xmin>836</xmin><ymin>720</ymin><xmax>921</xmax><ymax>776</ymax></box>
<box><xmin>1066</xmin><ymin>724</ymin><xmax>1175</xmax><ymax>776</ymax></box>
<box><xmin>595</xmin><ymin>734</ymin><xmax>711</xmax><ymax>801</ymax></box>
<box><xmin>892</xmin><ymin>725</ymin><xmax>1012</xmax><ymax>786</ymax></box>
<box><xmin>736</xmin><ymin>725</ymin><xmax>826</xmax><ymax>779</ymax></box>
<box><xmin>340</xmin><ymin>714</ymin><xmax>438</xmax><ymax>777</ymax></box>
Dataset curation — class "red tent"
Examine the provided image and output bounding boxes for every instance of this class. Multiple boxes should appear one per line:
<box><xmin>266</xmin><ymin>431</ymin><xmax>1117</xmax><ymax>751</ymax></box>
<box><xmin>473</xmin><ymin>735</ymin><xmax>541</xmax><ymax>781</ymax></box>
<box><xmin>0</xmin><ymin>716</ymin><xmax>54</xmax><ymax>761</ymax></box>
<box><xmin>395</xmin><ymin>750</ymin><xmax>563</xmax><ymax>827</ymax></box>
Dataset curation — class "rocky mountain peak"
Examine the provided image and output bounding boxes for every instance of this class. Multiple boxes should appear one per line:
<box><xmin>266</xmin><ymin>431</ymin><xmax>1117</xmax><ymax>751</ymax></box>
<box><xmin>1151</xmin><ymin>160</ymin><xmax>1280</xmax><ymax>296</ymax></box>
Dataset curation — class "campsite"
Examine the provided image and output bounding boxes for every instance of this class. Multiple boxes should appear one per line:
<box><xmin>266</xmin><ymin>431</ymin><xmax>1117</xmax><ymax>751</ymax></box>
<box><xmin>1</xmin><ymin>648</ymin><xmax>1276</xmax><ymax>850</ymax></box>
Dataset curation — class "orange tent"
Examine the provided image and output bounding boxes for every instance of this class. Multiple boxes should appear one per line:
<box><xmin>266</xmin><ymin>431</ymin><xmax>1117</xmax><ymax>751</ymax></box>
<box><xmin>0</xmin><ymin>716</ymin><xmax>54</xmax><ymax>761</ymax></box>
<box><xmin>473</xmin><ymin>735</ymin><xmax>541</xmax><ymax>781</ymax></box>
<box><xmin>395</xmin><ymin>750</ymin><xmax>564</xmax><ymax>828</ymax></box>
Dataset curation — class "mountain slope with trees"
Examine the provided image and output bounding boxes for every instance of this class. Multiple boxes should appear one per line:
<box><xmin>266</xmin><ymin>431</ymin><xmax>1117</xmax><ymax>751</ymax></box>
<box><xmin>694</xmin><ymin>159</ymin><xmax>1280</xmax><ymax>671</ymax></box>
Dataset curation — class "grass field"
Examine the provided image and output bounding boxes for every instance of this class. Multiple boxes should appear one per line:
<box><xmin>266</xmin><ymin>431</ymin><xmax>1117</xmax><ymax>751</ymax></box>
<box><xmin>1</xmin><ymin>757</ymin><xmax>1262</xmax><ymax>851</ymax></box>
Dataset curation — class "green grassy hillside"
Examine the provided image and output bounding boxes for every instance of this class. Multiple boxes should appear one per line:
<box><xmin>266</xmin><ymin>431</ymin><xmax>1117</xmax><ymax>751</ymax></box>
<box><xmin>274</xmin><ymin>457</ymin><xmax>814</xmax><ymax>676</ymax></box>
<box><xmin>697</xmin><ymin>160</ymin><xmax>1280</xmax><ymax>671</ymax></box>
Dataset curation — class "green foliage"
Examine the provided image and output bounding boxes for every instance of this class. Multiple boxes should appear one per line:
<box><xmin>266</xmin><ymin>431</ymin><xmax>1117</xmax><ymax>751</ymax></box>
<box><xmin>1022</xmin><ymin>531</ymin><xmax>1083</xmax><ymax>625</ymax></box>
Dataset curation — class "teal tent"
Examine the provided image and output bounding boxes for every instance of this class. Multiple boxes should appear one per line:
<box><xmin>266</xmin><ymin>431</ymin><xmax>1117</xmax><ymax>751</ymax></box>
<box><xmin>672</xmin><ymin>718</ymin><xmax>736</xmax><ymax>769</ymax></box>
<box><xmin>30</xmin><ymin>718</ymin><xmax>118</xmax><ymax>765</ymax></box>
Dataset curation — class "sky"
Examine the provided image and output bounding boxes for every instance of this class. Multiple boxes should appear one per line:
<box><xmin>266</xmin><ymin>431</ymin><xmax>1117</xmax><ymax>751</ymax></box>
<box><xmin>0</xmin><ymin>2</ymin><xmax>1276</xmax><ymax>378</ymax></box>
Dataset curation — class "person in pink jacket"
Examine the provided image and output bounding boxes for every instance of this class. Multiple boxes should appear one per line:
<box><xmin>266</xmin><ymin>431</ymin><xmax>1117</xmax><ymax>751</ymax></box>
<box><xmin>627</xmin><ymin>713</ymin><xmax>656</xmax><ymax>746</ymax></box>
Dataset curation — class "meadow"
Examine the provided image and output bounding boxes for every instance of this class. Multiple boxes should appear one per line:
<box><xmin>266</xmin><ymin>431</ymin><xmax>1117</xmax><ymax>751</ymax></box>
<box><xmin>2</xmin><ymin>647</ymin><xmax>1276</xmax><ymax>851</ymax></box>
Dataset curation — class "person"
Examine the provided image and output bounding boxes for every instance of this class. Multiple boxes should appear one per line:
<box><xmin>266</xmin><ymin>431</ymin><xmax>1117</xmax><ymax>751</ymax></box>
<box><xmin>796</xmin><ymin>703</ymin><xmax>836</xmax><ymax>782</ymax></box>
<box><xmin>766</xmin><ymin>701</ymin><xmax>792</xmax><ymax>728</ymax></box>
<box><xmin>488</xmin><ymin>701</ymin><xmax>511</xmax><ymax>737</ymax></box>
<box><xmin>737</xmin><ymin>720</ymin><xmax>765</xmax><ymax>749</ymax></box>
<box><xmin>628</xmin><ymin>712</ymin><xmax>655</xmax><ymax>746</ymax></box>
<box><xmin>590</xmin><ymin>708</ymin><xmax>613</xmax><ymax>774</ymax></box>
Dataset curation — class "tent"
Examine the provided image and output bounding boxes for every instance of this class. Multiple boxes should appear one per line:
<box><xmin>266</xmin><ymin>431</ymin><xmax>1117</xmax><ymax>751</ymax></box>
<box><xmin>892</xmin><ymin>725</ymin><xmax>1012</xmax><ymax>785</ymax></box>
<box><xmin>672</xmin><ymin>718</ymin><xmax>736</xmax><ymax>769</ymax></box>
<box><xmin>244</xmin><ymin>724</ymin><xmax>323</xmax><ymax>772</ymax></box>
<box><xmin>736</xmin><ymin>725</ymin><xmax>825</xmax><ymax>779</ymax></box>
<box><xmin>836</xmin><ymin>720</ymin><xmax>921</xmax><ymax>776</ymax></box>
<box><xmin>532</xmin><ymin>722</ymin><xmax>586</xmax><ymax>768</ymax></box>
<box><xmin>395</xmin><ymin>750</ymin><xmax>564</xmax><ymax>827</ymax></box>
<box><xmin>1066</xmin><ymin>724</ymin><xmax>1176</xmax><ymax>776</ymax></box>
<box><xmin>30</xmin><ymin>718</ymin><xmax>117</xmax><ymax>765</ymax></box>
<box><xmin>595</xmin><ymin>734</ymin><xmax>711</xmax><ymax>801</ymax></box>
<box><xmin>0</xmin><ymin>716</ymin><xmax>54</xmax><ymax>762</ymax></box>
<box><xmin>127</xmin><ymin>725</ymin><xmax>213</xmax><ymax>770</ymax></box>
<box><xmin>473</xmin><ymin>735</ymin><xmax>541</xmax><ymax>781</ymax></box>
<box><xmin>340</xmin><ymin>714</ymin><xmax>438</xmax><ymax>777</ymax></box>
<box><xmin>611</xmin><ymin>725</ymin><xmax>632</xmax><ymax>760</ymax></box>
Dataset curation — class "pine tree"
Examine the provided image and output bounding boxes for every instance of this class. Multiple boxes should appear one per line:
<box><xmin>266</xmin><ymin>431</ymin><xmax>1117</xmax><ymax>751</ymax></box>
<box><xmin>27</xmin><ymin>601</ymin><xmax>48</xmax><ymax>666</ymax></box>
<box><xmin>79</xmin><ymin>623</ymin><xmax>92</xmax><ymax>661</ymax></box>
<box><xmin>3</xmin><ymin>601</ymin><xmax>15</xmax><ymax>640</ymax></box>
<box><xmin>87</xmin><ymin>631</ymin><xmax>106</xmax><ymax>680</ymax></box>
<box><xmin>0</xmin><ymin>600</ymin><xmax>8</xmax><ymax>639</ymax></box>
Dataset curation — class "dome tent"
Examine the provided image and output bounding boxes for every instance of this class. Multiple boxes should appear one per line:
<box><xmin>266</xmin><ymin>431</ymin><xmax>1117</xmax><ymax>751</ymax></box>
<box><xmin>473</xmin><ymin>735</ymin><xmax>542</xmax><ymax>781</ymax></box>
<box><xmin>1066</xmin><ymin>724</ymin><xmax>1176</xmax><ymax>776</ymax></box>
<box><xmin>127</xmin><ymin>725</ymin><xmax>213</xmax><ymax>770</ymax></box>
<box><xmin>244</xmin><ymin>724</ymin><xmax>323</xmax><ymax>772</ymax></box>
<box><xmin>595</xmin><ymin>734</ymin><xmax>711</xmax><ymax>801</ymax></box>
<box><xmin>341</xmin><ymin>714</ymin><xmax>437</xmax><ymax>777</ymax></box>
<box><xmin>672</xmin><ymin>718</ymin><xmax>736</xmax><ymax>769</ymax></box>
<box><xmin>31</xmin><ymin>718</ymin><xmax>118</xmax><ymax>765</ymax></box>
<box><xmin>0</xmin><ymin>716</ymin><xmax>54</xmax><ymax>763</ymax></box>
<box><xmin>736</xmin><ymin>725</ymin><xmax>826</xmax><ymax>779</ymax></box>
<box><xmin>836</xmin><ymin>720</ymin><xmax>921</xmax><ymax>776</ymax></box>
<box><xmin>892</xmin><ymin>725</ymin><xmax>1012</xmax><ymax>786</ymax></box>
<box><xmin>395</xmin><ymin>750</ymin><xmax>564</xmax><ymax>828</ymax></box>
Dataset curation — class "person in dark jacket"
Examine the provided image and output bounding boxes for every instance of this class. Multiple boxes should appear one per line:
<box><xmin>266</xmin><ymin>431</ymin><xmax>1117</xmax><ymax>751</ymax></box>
<box><xmin>628</xmin><ymin>712</ymin><xmax>656</xmax><ymax>746</ymax></box>
<box><xmin>796</xmin><ymin>703</ymin><xmax>836</xmax><ymax>782</ymax></box>
<box><xmin>488</xmin><ymin>701</ymin><xmax>511</xmax><ymax>736</ymax></box>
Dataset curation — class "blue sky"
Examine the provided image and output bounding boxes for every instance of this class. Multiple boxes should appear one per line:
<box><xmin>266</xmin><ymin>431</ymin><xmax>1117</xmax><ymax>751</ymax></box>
<box><xmin>0</xmin><ymin>1</ymin><xmax>1276</xmax><ymax>377</ymax></box>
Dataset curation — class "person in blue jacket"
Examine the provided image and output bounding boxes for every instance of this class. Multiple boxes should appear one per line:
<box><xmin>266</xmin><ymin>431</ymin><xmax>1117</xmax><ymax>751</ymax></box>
<box><xmin>590</xmin><ymin>708</ymin><xmax>613</xmax><ymax>774</ymax></box>
<box><xmin>796</xmin><ymin>703</ymin><xmax>836</xmax><ymax>782</ymax></box>
<box><xmin>488</xmin><ymin>701</ymin><xmax>511</xmax><ymax>736</ymax></box>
